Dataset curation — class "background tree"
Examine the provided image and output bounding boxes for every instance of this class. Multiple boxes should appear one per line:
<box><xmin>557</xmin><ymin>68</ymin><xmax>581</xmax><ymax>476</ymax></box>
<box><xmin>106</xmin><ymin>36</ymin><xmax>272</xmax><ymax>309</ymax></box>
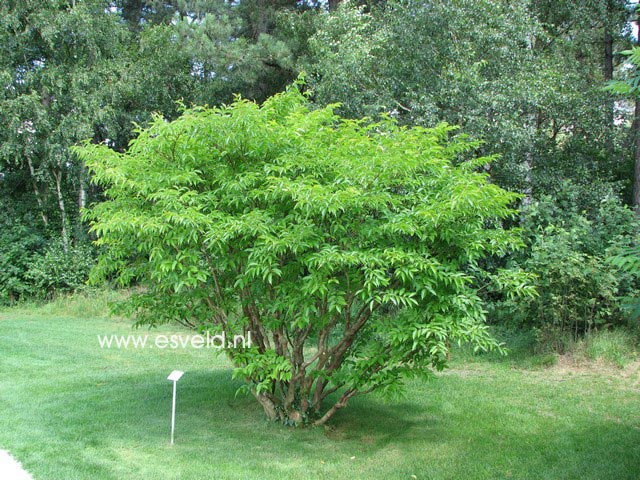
<box><xmin>2</xmin><ymin>0</ymin><xmax>638</xmax><ymax>355</ymax></box>
<box><xmin>0</xmin><ymin>0</ymin><xmax>308</xmax><ymax>302</ymax></box>
<box><xmin>0</xmin><ymin>0</ymin><xmax>130</xmax><ymax>245</ymax></box>
<box><xmin>302</xmin><ymin>0</ymin><xmax>633</xmax><ymax>200</ymax></box>
<box><xmin>0</xmin><ymin>0</ymin><xmax>134</xmax><ymax>301</ymax></box>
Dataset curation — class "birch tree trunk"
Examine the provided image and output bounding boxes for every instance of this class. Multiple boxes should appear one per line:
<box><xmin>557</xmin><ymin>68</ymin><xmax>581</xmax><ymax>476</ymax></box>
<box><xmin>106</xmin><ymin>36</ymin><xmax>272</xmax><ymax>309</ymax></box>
<box><xmin>52</xmin><ymin>166</ymin><xmax>69</xmax><ymax>252</ymax></box>
<box><xmin>26</xmin><ymin>156</ymin><xmax>49</xmax><ymax>227</ymax></box>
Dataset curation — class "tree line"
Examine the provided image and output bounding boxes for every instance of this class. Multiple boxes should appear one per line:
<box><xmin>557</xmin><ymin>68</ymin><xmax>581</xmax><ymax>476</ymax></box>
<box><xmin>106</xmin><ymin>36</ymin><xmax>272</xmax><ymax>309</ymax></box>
<box><xmin>1</xmin><ymin>0</ymin><xmax>639</xmax><ymax>352</ymax></box>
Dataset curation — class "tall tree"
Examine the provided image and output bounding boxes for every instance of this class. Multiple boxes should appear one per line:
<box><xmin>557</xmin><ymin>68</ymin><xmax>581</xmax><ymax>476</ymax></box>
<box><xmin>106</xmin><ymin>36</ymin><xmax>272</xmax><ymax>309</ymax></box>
<box><xmin>303</xmin><ymin>0</ymin><xmax>633</xmax><ymax>206</ymax></box>
<box><xmin>0</xmin><ymin>0</ymin><xmax>131</xmax><ymax>248</ymax></box>
<box><xmin>0</xmin><ymin>0</ymin><xmax>307</xmax><ymax>249</ymax></box>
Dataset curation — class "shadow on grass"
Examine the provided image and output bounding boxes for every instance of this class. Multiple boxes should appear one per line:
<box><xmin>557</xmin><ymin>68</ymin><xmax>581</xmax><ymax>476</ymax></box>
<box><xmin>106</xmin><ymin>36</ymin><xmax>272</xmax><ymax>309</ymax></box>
<box><xmin>37</xmin><ymin>368</ymin><xmax>435</xmax><ymax>449</ymax></box>
<box><xmin>43</xmin><ymin>368</ymin><xmax>416</xmax><ymax>432</ymax></box>
<box><xmin>23</xmin><ymin>367</ymin><xmax>640</xmax><ymax>479</ymax></box>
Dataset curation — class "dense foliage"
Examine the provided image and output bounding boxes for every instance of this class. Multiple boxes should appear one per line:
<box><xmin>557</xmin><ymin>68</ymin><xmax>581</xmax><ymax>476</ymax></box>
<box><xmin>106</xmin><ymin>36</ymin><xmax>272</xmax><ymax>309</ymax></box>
<box><xmin>2</xmin><ymin>0</ymin><xmax>640</xmax><ymax>423</ymax></box>
<box><xmin>77</xmin><ymin>86</ymin><xmax>523</xmax><ymax>424</ymax></box>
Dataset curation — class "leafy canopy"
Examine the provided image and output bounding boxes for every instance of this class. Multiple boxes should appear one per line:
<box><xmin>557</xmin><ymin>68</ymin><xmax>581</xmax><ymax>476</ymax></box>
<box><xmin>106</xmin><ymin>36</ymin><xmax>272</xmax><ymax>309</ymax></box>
<box><xmin>76</xmin><ymin>85</ymin><xmax>522</xmax><ymax>425</ymax></box>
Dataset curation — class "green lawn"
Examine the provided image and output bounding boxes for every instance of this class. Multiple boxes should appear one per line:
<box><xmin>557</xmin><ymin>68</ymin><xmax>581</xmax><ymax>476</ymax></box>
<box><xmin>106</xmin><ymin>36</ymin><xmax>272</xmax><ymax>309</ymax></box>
<box><xmin>1</xmin><ymin>299</ymin><xmax>639</xmax><ymax>479</ymax></box>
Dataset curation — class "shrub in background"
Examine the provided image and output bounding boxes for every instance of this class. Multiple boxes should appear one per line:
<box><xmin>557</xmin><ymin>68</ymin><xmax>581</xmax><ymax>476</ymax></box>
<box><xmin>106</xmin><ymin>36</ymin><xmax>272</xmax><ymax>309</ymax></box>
<box><xmin>609</xmin><ymin>242</ymin><xmax>640</xmax><ymax>324</ymax></box>
<box><xmin>0</xmin><ymin>215</ymin><xmax>45</xmax><ymax>303</ymax></box>
<box><xmin>487</xmin><ymin>189</ymin><xmax>640</xmax><ymax>353</ymax></box>
<box><xmin>24</xmin><ymin>241</ymin><xmax>96</xmax><ymax>299</ymax></box>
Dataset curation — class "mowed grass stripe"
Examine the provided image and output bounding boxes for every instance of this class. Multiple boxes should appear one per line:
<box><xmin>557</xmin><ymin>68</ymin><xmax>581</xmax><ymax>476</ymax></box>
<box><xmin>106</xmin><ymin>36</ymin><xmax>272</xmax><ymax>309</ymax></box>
<box><xmin>0</xmin><ymin>306</ymin><xmax>639</xmax><ymax>479</ymax></box>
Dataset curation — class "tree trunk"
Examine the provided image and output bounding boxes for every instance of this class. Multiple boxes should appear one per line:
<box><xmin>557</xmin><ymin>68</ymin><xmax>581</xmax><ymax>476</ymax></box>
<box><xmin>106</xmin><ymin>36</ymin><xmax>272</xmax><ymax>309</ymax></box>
<box><xmin>634</xmin><ymin>98</ymin><xmax>640</xmax><ymax>213</ymax></box>
<box><xmin>26</xmin><ymin>156</ymin><xmax>49</xmax><ymax>227</ymax></box>
<box><xmin>78</xmin><ymin>162</ymin><xmax>87</xmax><ymax>211</ymax></box>
<box><xmin>603</xmin><ymin>32</ymin><xmax>613</xmax><ymax>81</ymax></box>
<box><xmin>254</xmin><ymin>391</ymin><xmax>279</xmax><ymax>421</ymax></box>
<box><xmin>121</xmin><ymin>0</ymin><xmax>144</xmax><ymax>30</ymax></box>
<box><xmin>250</xmin><ymin>0</ymin><xmax>274</xmax><ymax>40</ymax></box>
<box><xmin>313</xmin><ymin>390</ymin><xmax>355</xmax><ymax>426</ymax></box>
<box><xmin>603</xmin><ymin>1</ymin><xmax>615</xmax><ymax>154</ymax></box>
<box><xmin>522</xmin><ymin>150</ymin><xmax>533</xmax><ymax>207</ymax></box>
<box><xmin>634</xmin><ymin>7</ymin><xmax>640</xmax><ymax>214</ymax></box>
<box><xmin>53</xmin><ymin>167</ymin><xmax>69</xmax><ymax>252</ymax></box>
